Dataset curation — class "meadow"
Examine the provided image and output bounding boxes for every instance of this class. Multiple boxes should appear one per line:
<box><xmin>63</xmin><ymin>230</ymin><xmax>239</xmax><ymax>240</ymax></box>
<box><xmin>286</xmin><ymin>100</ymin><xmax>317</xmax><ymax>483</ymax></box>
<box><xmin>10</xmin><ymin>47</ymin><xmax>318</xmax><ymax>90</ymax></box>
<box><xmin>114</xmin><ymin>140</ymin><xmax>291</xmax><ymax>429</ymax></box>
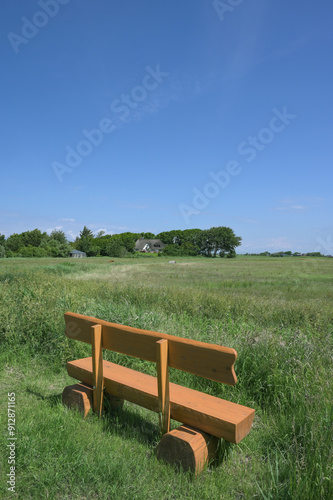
<box><xmin>0</xmin><ymin>255</ymin><xmax>332</xmax><ymax>499</ymax></box>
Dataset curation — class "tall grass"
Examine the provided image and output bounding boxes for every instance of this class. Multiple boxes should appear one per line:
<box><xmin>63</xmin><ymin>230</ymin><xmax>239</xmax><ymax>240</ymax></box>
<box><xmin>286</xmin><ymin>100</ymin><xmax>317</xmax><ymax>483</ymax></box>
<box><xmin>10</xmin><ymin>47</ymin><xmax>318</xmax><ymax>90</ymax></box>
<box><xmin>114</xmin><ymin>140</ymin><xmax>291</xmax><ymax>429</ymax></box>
<box><xmin>0</xmin><ymin>256</ymin><xmax>332</xmax><ymax>499</ymax></box>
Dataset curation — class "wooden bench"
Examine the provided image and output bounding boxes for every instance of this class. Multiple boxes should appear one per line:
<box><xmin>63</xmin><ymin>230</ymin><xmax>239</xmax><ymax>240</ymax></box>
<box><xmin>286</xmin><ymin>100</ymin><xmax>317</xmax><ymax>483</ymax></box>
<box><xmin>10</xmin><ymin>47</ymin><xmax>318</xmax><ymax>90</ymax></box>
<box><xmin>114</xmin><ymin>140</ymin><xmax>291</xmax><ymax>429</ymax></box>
<box><xmin>62</xmin><ymin>311</ymin><xmax>255</xmax><ymax>473</ymax></box>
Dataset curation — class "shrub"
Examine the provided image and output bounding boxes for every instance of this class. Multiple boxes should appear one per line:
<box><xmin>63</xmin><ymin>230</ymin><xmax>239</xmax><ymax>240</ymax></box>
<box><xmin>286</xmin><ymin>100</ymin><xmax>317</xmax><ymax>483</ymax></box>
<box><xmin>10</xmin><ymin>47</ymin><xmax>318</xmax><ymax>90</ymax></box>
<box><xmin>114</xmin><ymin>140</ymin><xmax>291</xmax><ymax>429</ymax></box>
<box><xmin>106</xmin><ymin>239</ymin><xmax>127</xmax><ymax>257</ymax></box>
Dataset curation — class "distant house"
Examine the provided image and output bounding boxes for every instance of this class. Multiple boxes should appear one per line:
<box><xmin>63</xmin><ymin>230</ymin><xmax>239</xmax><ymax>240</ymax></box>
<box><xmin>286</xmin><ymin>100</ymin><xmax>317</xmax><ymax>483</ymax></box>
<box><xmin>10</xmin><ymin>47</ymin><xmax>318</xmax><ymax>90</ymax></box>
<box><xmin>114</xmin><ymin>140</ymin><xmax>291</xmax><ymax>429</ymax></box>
<box><xmin>69</xmin><ymin>249</ymin><xmax>86</xmax><ymax>258</ymax></box>
<box><xmin>135</xmin><ymin>238</ymin><xmax>166</xmax><ymax>253</ymax></box>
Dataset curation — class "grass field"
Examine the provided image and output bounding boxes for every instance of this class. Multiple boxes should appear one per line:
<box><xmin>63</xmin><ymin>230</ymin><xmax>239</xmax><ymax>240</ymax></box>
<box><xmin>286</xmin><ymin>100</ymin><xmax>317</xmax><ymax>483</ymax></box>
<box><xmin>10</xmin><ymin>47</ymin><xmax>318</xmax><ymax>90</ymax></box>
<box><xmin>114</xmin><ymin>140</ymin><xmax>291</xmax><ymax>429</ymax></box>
<box><xmin>0</xmin><ymin>255</ymin><xmax>332</xmax><ymax>499</ymax></box>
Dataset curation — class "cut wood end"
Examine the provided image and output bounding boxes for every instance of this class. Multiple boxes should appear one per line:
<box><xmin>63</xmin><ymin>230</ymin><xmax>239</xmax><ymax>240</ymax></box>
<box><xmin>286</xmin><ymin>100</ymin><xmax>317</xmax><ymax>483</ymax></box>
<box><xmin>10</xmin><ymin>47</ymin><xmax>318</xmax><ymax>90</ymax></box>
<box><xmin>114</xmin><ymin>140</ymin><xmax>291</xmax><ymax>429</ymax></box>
<box><xmin>62</xmin><ymin>383</ymin><xmax>124</xmax><ymax>417</ymax></box>
<box><xmin>155</xmin><ymin>425</ymin><xmax>219</xmax><ymax>474</ymax></box>
<box><xmin>62</xmin><ymin>383</ymin><xmax>93</xmax><ymax>418</ymax></box>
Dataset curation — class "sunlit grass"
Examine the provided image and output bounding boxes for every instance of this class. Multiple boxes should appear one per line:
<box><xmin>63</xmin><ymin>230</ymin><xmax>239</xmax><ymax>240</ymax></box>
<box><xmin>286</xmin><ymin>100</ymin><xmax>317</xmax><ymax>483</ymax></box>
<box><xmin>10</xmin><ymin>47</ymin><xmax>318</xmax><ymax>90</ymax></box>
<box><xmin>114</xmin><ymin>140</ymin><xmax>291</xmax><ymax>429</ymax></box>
<box><xmin>0</xmin><ymin>256</ymin><xmax>332</xmax><ymax>499</ymax></box>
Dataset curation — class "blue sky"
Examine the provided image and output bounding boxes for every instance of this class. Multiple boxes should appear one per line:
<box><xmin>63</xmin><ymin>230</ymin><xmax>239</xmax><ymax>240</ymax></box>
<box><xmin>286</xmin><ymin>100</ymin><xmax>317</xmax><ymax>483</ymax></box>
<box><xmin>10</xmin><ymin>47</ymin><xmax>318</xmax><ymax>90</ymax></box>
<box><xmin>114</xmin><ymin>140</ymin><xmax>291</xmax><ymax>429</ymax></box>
<box><xmin>1</xmin><ymin>0</ymin><xmax>332</xmax><ymax>253</ymax></box>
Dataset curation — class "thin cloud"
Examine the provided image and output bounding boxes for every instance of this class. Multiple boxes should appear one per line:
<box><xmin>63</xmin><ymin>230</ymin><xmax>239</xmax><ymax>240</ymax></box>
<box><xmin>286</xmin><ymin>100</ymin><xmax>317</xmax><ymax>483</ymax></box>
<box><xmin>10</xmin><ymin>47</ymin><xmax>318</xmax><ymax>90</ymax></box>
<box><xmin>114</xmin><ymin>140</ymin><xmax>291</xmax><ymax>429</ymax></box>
<box><xmin>119</xmin><ymin>203</ymin><xmax>149</xmax><ymax>210</ymax></box>
<box><xmin>273</xmin><ymin>205</ymin><xmax>306</xmax><ymax>211</ymax></box>
<box><xmin>291</xmin><ymin>205</ymin><xmax>306</xmax><ymax>210</ymax></box>
<box><xmin>223</xmin><ymin>3</ymin><xmax>270</xmax><ymax>79</ymax></box>
<box><xmin>66</xmin><ymin>230</ymin><xmax>78</xmax><ymax>241</ymax></box>
<box><xmin>65</xmin><ymin>185</ymin><xmax>86</xmax><ymax>192</ymax></box>
<box><xmin>265</xmin><ymin>237</ymin><xmax>292</xmax><ymax>249</ymax></box>
<box><xmin>47</xmin><ymin>225</ymin><xmax>63</xmax><ymax>233</ymax></box>
<box><xmin>108</xmin><ymin>225</ymin><xmax>129</xmax><ymax>232</ymax></box>
<box><xmin>0</xmin><ymin>210</ymin><xmax>20</xmax><ymax>218</ymax></box>
<box><xmin>272</xmin><ymin>196</ymin><xmax>326</xmax><ymax>212</ymax></box>
<box><xmin>281</xmin><ymin>196</ymin><xmax>325</xmax><ymax>205</ymax></box>
<box><xmin>242</xmin><ymin>236</ymin><xmax>296</xmax><ymax>252</ymax></box>
<box><xmin>258</xmin><ymin>31</ymin><xmax>319</xmax><ymax>67</ymax></box>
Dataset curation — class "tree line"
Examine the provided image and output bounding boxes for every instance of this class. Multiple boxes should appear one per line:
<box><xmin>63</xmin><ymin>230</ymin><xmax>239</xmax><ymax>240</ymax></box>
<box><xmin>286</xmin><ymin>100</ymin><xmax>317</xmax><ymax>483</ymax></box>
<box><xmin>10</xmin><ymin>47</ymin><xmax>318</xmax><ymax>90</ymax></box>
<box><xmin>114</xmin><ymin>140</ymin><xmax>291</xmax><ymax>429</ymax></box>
<box><xmin>0</xmin><ymin>226</ymin><xmax>242</xmax><ymax>258</ymax></box>
<box><xmin>0</xmin><ymin>229</ymin><xmax>71</xmax><ymax>258</ymax></box>
<box><xmin>244</xmin><ymin>251</ymin><xmax>327</xmax><ymax>257</ymax></box>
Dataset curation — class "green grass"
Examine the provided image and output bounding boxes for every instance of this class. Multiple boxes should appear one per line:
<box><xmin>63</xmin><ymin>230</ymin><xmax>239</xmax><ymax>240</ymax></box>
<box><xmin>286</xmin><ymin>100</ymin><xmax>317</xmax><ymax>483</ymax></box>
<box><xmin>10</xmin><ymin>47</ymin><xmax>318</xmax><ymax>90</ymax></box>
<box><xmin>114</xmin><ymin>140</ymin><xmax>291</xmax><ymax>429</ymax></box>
<box><xmin>0</xmin><ymin>256</ymin><xmax>332</xmax><ymax>499</ymax></box>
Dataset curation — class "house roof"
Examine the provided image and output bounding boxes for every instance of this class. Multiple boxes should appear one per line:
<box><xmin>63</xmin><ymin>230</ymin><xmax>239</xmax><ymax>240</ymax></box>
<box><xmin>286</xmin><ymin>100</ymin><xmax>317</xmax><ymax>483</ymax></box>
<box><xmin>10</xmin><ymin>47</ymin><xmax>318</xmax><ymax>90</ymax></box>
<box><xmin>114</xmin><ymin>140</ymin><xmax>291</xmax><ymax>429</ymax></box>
<box><xmin>70</xmin><ymin>249</ymin><xmax>86</xmax><ymax>255</ymax></box>
<box><xmin>135</xmin><ymin>238</ymin><xmax>165</xmax><ymax>251</ymax></box>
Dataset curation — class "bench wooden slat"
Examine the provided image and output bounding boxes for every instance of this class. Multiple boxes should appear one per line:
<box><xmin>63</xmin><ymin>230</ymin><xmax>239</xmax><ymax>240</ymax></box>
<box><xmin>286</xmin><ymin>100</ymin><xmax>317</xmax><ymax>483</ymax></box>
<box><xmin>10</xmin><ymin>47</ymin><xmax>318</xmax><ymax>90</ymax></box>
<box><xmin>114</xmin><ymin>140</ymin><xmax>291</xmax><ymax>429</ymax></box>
<box><xmin>64</xmin><ymin>312</ymin><xmax>237</xmax><ymax>386</ymax></box>
<box><xmin>67</xmin><ymin>357</ymin><xmax>254</xmax><ymax>443</ymax></box>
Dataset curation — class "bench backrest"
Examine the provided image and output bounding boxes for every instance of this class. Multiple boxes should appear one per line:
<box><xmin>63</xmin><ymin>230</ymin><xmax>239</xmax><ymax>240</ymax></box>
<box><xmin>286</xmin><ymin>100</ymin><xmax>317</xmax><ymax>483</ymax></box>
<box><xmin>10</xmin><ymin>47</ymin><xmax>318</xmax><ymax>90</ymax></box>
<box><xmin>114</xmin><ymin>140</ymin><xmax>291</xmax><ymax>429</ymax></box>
<box><xmin>65</xmin><ymin>311</ymin><xmax>237</xmax><ymax>386</ymax></box>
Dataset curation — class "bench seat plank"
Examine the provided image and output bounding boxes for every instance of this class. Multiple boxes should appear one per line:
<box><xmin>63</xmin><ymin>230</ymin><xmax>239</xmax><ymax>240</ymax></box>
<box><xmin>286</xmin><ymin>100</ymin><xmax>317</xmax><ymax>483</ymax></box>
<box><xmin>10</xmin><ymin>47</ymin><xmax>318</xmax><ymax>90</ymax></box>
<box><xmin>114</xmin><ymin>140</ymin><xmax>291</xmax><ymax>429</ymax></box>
<box><xmin>67</xmin><ymin>357</ymin><xmax>254</xmax><ymax>443</ymax></box>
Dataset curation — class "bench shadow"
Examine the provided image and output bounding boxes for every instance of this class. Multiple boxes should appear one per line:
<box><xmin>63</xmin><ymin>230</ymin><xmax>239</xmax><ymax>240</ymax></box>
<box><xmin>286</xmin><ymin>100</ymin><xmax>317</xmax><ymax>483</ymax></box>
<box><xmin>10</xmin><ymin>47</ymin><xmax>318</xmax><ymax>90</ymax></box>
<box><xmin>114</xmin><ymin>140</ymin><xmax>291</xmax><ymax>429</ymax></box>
<box><xmin>26</xmin><ymin>387</ymin><xmax>231</xmax><ymax>470</ymax></box>
<box><xmin>210</xmin><ymin>439</ymin><xmax>233</xmax><ymax>469</ymax></box>
<box><xmin>101</xmin><ymin>403</ymin><xmax>161</xmax><ymax>447</ymax></box>
<box><xmin>26</xmin><ymin>388</ymin><xmax>62</xmax><ymax>408</ymax></box>
<box><xmin>26</xmin><ymin>387</ymin><xmax>160</xmax><ymax>447</ymax></box>
<box><xmin>102</xmin><ymin>403</ymin><xmax>233</xmax><ymax>470</ymax></box>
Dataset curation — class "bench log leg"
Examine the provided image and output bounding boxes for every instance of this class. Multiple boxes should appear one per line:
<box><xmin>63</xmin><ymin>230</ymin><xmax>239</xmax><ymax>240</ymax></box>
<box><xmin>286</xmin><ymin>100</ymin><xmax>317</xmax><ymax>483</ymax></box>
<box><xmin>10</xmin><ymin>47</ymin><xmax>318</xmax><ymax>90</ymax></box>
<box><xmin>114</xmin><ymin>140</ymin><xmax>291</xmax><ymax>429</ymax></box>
<box><xmin>62</xmin><ymin>383</ymin><xmax>93</xmax><ymax>418</ymax></box>
<box><xmin>62</xmin><ymin>383</ymin><xmax>124</xmax><ymax>418</ymax></box>
<box><xmin>155</xmin><ymin>425</ymin><xmax>219</xmax><ymax>474</ymax></box>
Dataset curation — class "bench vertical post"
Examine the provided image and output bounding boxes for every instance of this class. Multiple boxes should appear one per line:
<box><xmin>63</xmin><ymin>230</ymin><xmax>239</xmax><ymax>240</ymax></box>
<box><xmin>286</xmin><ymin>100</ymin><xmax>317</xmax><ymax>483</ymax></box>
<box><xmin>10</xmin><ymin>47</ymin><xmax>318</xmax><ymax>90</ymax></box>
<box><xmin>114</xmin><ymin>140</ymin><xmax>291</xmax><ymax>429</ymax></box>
<box><xmin>156</xmin><ymin>339</ymin><xmax>170</xmax><ymax>434</ymax></box>
<box><xmin>92</xmin><ymin>324</ymin><xmax>104</xmax><ymax>416</ymax></box>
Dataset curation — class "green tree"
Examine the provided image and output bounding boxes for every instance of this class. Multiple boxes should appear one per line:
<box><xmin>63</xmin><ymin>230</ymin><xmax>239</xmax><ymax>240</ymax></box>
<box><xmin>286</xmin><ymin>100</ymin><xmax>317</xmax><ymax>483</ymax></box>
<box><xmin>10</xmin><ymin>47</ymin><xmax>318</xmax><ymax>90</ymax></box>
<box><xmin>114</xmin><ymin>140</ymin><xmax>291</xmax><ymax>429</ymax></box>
<box><xmin>97</xmin><ymin>235</ymin><xmax>114</xmax><ymax>256</ymax></box>
<box><xmin>156</xmin><ymin>229</ymin><xmax>203</xmax><ymax>252</ymax></box>
<box><xmin>106</xmin><ymin>238</ymin><xmax>127</xmax><ymax>257</ymax></box>
<box><xmin>6</xmin><ymin>233</ymin><xmax>24</xmax><ymax>252</ymax></box>
<box><xmin>21</xmin><ymin>229</ymin><xmax>45</xmax><ymax>247</ymax></box>
<box><xmin>160</xmin><ymin>244</ymin><xmax>182</xmax><ymax>256</ymax></box>
<box><xmin>141</xmin><ymin>232</ymin><xmax>156</xmax><ymax>239</ymax></box>
<box><xmin>41</xmin><ymin>239</ymin><xmax>71</xmax><ymax>257</ymax></box>
<box><xmin>0</xmin><ymin>245</ymin><xmax>5</xmax><ymax>258</ymax></box>
<box><xmin>156</xmin><ymin>230</ymin><xmax>182</xmax><ymax>245</ymax></box>
<box><xmin>181</xmin><ymin>229</ymin><xmax>202</xmax><ymax>245</ymax></box>
<box><xmin>6</xmin><ymin>229</ymin><xmax>47</xmax><ymax>254</ymax></box>
<box><xmin>18</xmin><ymin>245</ymin><xmax>35</xmax><ymax>257</ymax></box>
<box><xmin>118</xmin><ymin>232</ymin><xmax>139</xmax><ymax>253</ymax></box>
<box><xmin>75</xmin><ymin>226</ymin><xmax>96</xmax><ymax>255</ymax></box>
<box><xmin>199</xmin><ymin>227</ymin><xmax>241</xmax><ymax>258</ymax></box>
<box><xmin>33</xmin><ymin>247</ymin><xmax>48</xmax><ymax>257</ymax></box>
<box><xmin>80</xmin><ymin>226</ymin><xmax>94</xmax><ymax>239</ymax></box>
<box><xmin>181</xmin><ymin>241</ymin><xmax>200</xmax><ymax>256</ymax></box>
<box><xmin>162</xmin><ymin>241</ymin><xmax>200</xmax><ymax>256</ymax></box>
<box><xmin>49</xmin><ymin>229</ymin><xmax>68</xmax><ymax>245</ymax></box>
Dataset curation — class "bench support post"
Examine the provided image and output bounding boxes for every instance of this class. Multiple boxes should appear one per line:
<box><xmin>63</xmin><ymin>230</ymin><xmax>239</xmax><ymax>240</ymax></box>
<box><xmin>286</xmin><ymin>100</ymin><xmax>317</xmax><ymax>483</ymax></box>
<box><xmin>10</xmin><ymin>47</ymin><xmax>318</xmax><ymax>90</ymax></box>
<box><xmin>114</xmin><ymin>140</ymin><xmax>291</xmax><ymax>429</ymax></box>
<box><xmin>156</xmin><ymin>339</ymin><xmax>170</xmax><ymax>434</ymax></box>
<box><xmin>92</xmin><ymin>324</ymin><xmax>104</xmax><ymax>416</ymax></box>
